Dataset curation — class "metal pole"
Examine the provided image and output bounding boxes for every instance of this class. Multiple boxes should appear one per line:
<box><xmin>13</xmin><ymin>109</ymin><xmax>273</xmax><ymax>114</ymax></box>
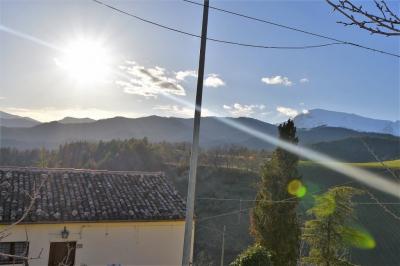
<box><xmin>220</xmin><ymin>225</ymin><xmax>226</xmax><ymax>266</ymax></box>
<box><xmin>181</xmin><ymin>0</ymin><xmax>209</xmax><ymax>265</ymax></box>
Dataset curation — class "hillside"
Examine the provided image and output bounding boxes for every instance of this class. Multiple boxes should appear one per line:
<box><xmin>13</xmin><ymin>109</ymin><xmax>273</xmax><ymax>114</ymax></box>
<box><xmin>294</xmin><ymin>109</ymin><xmax>400</xmax><ymax>136</ymax></box>
<box><xmin>1</xmin><ymin>138</ymin><xmax>398</xmax><ymax>265</ymax></box>
<box><xmin>1</xmin><ymin>115</ymin><xmax>398</xmax><ymax>151</ymax></box>
<box><xmin>169</xmin><ymin>165</ymin><xmax>400</xmax><ymax>266</ymax></box>
<box><xmin>310</xmin><ymin>136</ymin><xmax>400</xmax><ymax>162</ymax></box>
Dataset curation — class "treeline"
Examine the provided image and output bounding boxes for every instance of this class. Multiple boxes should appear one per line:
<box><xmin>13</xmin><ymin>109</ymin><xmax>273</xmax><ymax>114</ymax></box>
<box><xmin>0</xmin><ymin>138</ymin><xmax>270</xmax><ymax>172</ymax></box>
<box><xmin>230</xmin><ymin>120</ymin><xmax>372</xmax><ymax>266</ymax></box>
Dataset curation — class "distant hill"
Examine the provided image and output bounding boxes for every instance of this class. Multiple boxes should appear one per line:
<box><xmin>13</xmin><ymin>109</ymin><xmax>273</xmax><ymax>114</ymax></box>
<box><xmin>1</xmin><ymin>115</ymin><xmax>398</xmax><ymax>151</ymax></box>
<box><xmin>294</xmin><ymin>109</ymin><xmax>400</xmax><ymax>136</ymax></box>
<box><xmin>58</xmin><ymin>117</ymin><xmax>96</xmax><ymax>124</ymax></box>
<box><xmin>311</xmin><ymin>136</ymin><xmax>400</xmax><ymax>162</ymax></box>
<box><xmin>0</xmin><ymin>111</ymin><xmax>40</xmax><ymax>128</ymax></box>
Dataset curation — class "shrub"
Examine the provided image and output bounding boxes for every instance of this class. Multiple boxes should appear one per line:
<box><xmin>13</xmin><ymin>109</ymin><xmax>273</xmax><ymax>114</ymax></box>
<box><xmin>230</xmin><ymin>244</ymin><xmax>272</xmax><ymax>266</ymax></box>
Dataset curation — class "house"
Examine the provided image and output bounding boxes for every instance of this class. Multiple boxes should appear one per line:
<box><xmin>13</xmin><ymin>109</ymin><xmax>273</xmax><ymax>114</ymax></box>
<box><xmin>0</xmin><ymin>167</ymin><xmax>190</xmax><ymax>266</ymax></box>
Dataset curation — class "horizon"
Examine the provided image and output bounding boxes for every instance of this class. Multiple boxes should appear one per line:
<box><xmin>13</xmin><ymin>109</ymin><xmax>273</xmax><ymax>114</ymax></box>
<box><xmin>0</xmin><ymin>0</ymin><xmax>398</xmax><ymax>124</ymax></box>
<box><xmin>1</xmin><ymin>106</ymin><xmax>400</xmax><ymax>124</ymax></box>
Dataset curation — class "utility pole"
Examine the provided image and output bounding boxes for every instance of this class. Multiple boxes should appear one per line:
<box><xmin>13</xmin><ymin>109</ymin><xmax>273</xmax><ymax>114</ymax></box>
<box><xmin>238</xmin><ymin>198</ymin><xmax>242</xmax><ymax>224</ymax></box>
<box><xmin>181</xmin><ymin>0</ymin><xmax>209</xmax><ymax>265</ymax></box>
<box><xmin>220</xmin><ymin>225</ymin><xmax>226</xmax><ymax>266</ymax></box>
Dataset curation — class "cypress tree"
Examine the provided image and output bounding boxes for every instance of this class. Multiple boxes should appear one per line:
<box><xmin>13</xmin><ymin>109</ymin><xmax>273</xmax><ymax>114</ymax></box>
<box><xmin>250</xmin><ymin>119</ymin><xmax>301</xmax><ymax>266</ymax></box>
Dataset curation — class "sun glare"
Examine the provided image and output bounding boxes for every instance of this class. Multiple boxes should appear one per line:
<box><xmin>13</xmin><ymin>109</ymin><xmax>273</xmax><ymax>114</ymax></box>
<box><xmin>55</xmin><ymin>38</ymin><xmax>111</xmax><ymax>84</ymax></box>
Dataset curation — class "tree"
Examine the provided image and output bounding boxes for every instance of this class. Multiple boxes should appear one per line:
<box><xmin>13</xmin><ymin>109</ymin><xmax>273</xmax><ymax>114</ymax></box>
<box><xmin>302</xmin><ymin>186</ymin><xmax>363</xmax><ymax>266</ymax></box>
<box><xmin>230</xmin><ymin>244</ymin><xmax>272</xmax><ymax>266</ymax></box>
<box><xmin>326</xmin><ymin>0</ymin><xmax>400</xmax><ymax>36</ymax></box>
<box><xmin>250</xmin><ymin>119</ymin><xmax>301</xmax><ymax>266</ymax></box>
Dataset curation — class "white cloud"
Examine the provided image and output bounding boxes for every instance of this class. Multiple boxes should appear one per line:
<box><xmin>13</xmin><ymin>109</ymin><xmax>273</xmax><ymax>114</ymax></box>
<box><xmin>153</xmin><ymin>105</ymin><xmax>212</xmax><ymax>118</ymax></box>
<box><xmin>116</xmin><ymin>61</ymin><xmax>186</xmax><ymax>98</ymax></box>
<box><xmin>261</xmin><ymin>75</ymin><xmax>293</xmax><ymax>86</ymax></box>
<box><xmin>302</xmin><ymin>109</ymin><xmax>309</xmax><ymax>114</ymax></box>
<box><xmin>223</xmin><ymin>103</ymin><xmax>266</xmax><ymax>117</ymax></box>
<box><xmin>175</xmin><ymin>70</ymin><xmax>197</xmax><ymax>81</ymax></box>
<box><xmin>153</xmin><ymin>105</ymin><xmax>193</xmax><ymax>117</ymax></box>
<box><xmin>276</xmin><ymin>106</ymin><xmax>299</xmax><ymax>117</ymax></box>
<box><xmin>204</xmin><ymin>74</ymin><xmax>225</xmax><ymax>88</ymax></box>
<box><xmin>300</xmin><ymin>78</ymin><xmax>309</xmax><ymax>83</ymax></box>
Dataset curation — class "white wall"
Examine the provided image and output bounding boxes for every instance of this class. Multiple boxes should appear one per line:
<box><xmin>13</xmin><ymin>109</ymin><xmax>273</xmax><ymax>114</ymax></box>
<box><xmin>0</xmin><ymin>221</ymin><xmax>188</xmax><ymax>266</ymax></box>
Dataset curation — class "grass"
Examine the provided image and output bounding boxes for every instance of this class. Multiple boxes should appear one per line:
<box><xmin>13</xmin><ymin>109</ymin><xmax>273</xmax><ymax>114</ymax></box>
<box><xmin>348</xmin><ymin>160</ymin><xmax>400</xmax><ymax>169</ymax></box>
<box><xmin>300</xmin><ymin>159</ymin><xmax>400</xmax><ymax>169</ymax></box>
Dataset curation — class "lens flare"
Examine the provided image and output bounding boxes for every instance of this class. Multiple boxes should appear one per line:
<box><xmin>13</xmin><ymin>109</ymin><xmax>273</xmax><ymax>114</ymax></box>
<box><xmin>0</xmin><ymin>24</ymin><xmax>62</xmax><ymax>51</ymax></box>
<box><xmin>288</xmin><ymin>179</ymin><xmax>307</xmax><ymax>198</ymax></box>
<box><xmin>343</xmin><ymin>227</ymin><xmax>376</xmax><ymax>249</ymax></box>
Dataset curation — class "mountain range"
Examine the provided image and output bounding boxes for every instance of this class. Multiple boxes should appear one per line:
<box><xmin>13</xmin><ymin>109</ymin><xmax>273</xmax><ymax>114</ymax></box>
<box><xmin>1</xmin><ymin>108</ymin><xmax>398</xmax><ymax>135</ymax></box>
<box><xmin>294</xmin><ymin>109</ymin><xmax>399</xmax><ymax>136</ymax></box>
<box><xmin>0</xmin><ymin>111</ymin><xmax>41</xmax><ymax>128</ymax></box>
<box><xmin>0</xmin><ymin>110</ymin><xmax>399</xmax><ymax>158</ymax></box>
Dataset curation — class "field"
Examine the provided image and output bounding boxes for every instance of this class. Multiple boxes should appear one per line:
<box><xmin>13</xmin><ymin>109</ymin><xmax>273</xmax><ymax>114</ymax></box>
<box><xmin>300</xmin><ymin>159</ymin><xmax>400</xmax><ymax>169</ymax></box>
<box><xmin>349</xmin><ymin>159</ymin><xmax>400</xmax><ymax>169</ymax></box>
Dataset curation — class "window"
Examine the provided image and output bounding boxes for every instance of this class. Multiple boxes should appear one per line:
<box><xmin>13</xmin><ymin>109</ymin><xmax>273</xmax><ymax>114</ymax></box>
<box><xmin>0</xmin><ymin>242</ymin><xmax>29</xmax><ymax>265</ymax></box>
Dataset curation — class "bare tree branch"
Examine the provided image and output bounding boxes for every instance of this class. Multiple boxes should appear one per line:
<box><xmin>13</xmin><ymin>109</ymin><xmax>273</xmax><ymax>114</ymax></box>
<box><xmin>0</xmin><ymin>175</ymin><xmax>48</xmax><ymax>240</ymax></box>
<box><xmin>326</xmin><ymin>0</ymin><xmax>400</xmax><ymax>36</ymax></box>
<box><xmin>0</xmin><ymin>173</ymin><xmax>48</xmax><ymax>263</ymax></box>
<box><xmin>0</xmin><ymin>249</ymin><xmax>43</xmax><ymax>261</ymax></box>
<box><xmin>364</xmin><ymin>190</ymin><xmax>400</xmax><ymax>221</ymax></box>
<box><xmin>360</xmin><ymin>139</ymin><xmax>400</xmax><ymax>181</ymax></box>
<box><xmin>358</xmin><ymin>139</ymin><xmax>400</xmax><ymax>221</ymax></box>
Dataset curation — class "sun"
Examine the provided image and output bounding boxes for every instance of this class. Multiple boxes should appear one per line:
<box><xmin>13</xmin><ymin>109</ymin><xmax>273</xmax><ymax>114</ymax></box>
<box><xmin>55</xmin><ymin>38</ymin><xmax>111</xmax><ymax>84</ymax></box>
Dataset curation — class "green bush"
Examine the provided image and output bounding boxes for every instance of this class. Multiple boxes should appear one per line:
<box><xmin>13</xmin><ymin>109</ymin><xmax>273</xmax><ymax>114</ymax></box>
<box><xmin>230</xmin><ymin>244</ymin><xmax>272</xmax><ymax>266</ymax></box>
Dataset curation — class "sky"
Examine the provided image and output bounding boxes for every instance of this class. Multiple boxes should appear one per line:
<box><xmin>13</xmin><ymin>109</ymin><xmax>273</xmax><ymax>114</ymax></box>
<box><xmin>0</xmin><ymin>0</ymin><xmax>399</xmax><ymax>123</ymax></box>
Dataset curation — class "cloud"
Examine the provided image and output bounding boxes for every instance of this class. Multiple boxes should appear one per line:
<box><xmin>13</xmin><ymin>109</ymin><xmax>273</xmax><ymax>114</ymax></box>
<box><xmin>117</xmin><ymin>61</ymin><xmax>186</xmax><ymax>98</ymax></box>
<box><xmin>300</xmin><ymin>78</ymin><xmax>309</xmax><ymax>83</ymax></box>
<box><xmin>223</xmin><ymin>103</ymin><xmax>265</xmax><ymax>117</ymax></box>
<box><xmin>153</xmin><ymin>105</ymin><xmax>193</xmax><ymax>117</ymax></box>
<box><xmin>0</xmin><ymin>97</ymin><xmax>5</xmax><ymax>100</ymax></box>
<box><xmin>175</xmin><ymin>70</ymin><xmax>197</xmax><ymax>81</ymax></box>
<box><xmin>153</xmin><ymin>105</ymin><xmax>212</xmax><ymax>117</ymax></box>
<box><xmin>302</xmin><ymin>109</ymin><xmax>309</xmax><ymax>114</ymax></box>
<box><xmin>276</xmin><ymin>106</ymin><xmax>299</xmax><ymax>117</ymax></box>
<box><xmin>261</xmin><ymin>76</ymin><xmax>293</xmax><ymax>86</ymax></box>
<box><xmin>204</xmin><ymin>74</ymin><xmax>225</xmax><ymax>88</ymax></box>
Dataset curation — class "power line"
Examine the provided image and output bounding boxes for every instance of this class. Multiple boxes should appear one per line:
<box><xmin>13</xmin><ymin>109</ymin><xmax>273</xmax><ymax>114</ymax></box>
<box><xmin>197</xmin><ymin>181</ymin><xmax>356</xmax><ymax>203</ymax></box>
<box><xmin>91</xmin><ymin>0</ymin><xmax>343</xmax><ymax>50</ymax></box>
<box><xmin>183</xmin><ymin>0</ymin><xmax>400</xmax><ymax>58</ymax></box>
<box><xmin>198</xmin><ymin>207</ymin><xmax>253</xmax><ymax>222</ymax></box>
<box><xmin>196</xmin><ymin>197</ymin><xmax>296</xmax><ymax>202</ymax></box>
<box><xmin>197</xmin><ymin>200</ymin><xmax>400</xmax><ymax>222</ymax></box>
<box><xmin>197</xmin><ymin>197</ymin><xmax>400</xmax><ymax>205</ymax></box>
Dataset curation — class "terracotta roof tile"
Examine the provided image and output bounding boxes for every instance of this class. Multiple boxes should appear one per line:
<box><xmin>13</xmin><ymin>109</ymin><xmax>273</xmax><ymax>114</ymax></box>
<box><xmin>0</xmin><ymin>167</ymin><xmax>186</xmax><ymax>223</ymax></box>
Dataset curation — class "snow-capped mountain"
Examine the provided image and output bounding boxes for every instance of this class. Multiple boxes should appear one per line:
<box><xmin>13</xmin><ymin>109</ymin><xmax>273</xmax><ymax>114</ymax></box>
<box><xmin>294</xmin><ymin>109</ymin><xmax>399</xmax><ymax>136</ymax></box>
<box><xmin>58</xmin><ymin>117</ymin><xmax>96</xmax><ymax>124</ymax></box>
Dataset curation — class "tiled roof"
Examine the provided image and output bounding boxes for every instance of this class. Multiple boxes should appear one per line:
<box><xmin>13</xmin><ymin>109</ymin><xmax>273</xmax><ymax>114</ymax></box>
<box><xmin>0</xmin><ymin>167</ymin><xmax>186</xmax><ymax>224</ymax></box>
